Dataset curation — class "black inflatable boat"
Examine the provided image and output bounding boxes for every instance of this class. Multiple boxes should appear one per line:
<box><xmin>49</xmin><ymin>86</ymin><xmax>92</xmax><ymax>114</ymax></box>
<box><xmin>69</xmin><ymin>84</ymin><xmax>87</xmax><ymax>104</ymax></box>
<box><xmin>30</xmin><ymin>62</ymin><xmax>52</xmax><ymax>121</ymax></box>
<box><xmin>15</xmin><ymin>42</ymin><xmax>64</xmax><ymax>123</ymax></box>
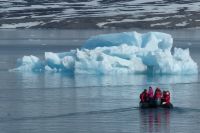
<box><xmin>139</xmin><ymin>102</ymin><xmax>173</xmax><ymax>109</ymax></box>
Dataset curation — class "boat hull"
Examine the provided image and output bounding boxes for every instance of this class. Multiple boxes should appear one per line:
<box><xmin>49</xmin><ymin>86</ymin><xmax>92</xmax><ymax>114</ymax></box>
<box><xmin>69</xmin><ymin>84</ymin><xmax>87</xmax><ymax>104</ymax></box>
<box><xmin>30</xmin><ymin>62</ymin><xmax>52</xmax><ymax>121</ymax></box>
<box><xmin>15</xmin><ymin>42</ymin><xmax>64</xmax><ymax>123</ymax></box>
<box><xmin>139</xmin><ymin>102</ymin><xmax>173</xmax><ymax>109</ymax></box>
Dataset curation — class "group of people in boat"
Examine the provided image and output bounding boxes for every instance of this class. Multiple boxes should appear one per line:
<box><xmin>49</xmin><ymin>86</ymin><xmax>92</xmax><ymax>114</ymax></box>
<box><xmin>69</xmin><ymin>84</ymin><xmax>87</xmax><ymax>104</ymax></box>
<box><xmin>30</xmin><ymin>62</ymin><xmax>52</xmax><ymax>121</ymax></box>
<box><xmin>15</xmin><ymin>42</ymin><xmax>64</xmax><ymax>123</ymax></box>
<box><xmin>139</xmin><ymin>86</ymin><xmax>173</xmax><ymax>108</ymax></box>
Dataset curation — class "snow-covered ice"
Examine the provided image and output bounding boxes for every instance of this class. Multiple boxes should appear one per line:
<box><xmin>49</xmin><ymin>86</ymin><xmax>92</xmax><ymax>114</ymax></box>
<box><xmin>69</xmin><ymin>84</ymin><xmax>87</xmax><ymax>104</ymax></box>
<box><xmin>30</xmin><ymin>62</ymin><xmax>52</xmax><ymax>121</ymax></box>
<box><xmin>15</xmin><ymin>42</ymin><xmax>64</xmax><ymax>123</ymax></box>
<box><xmin>1</xmin><ymin>22</ymin><xmax>43</xmax><ymax>28</ymax></box>
<box><xmin>11</xmin><ymin>31</ymin><xmax>198</xmax><ymax>75</ymax></box>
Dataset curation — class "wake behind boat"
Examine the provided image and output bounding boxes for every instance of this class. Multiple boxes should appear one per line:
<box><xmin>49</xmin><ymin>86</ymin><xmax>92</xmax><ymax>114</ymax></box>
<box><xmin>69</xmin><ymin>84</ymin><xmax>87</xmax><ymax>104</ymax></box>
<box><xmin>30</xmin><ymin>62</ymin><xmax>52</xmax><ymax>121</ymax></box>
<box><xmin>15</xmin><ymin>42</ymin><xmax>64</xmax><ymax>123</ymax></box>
<box><xmin>139</xmin><ymin>87</ymin><xmax>173</xmax><ymax>109</ymax></box>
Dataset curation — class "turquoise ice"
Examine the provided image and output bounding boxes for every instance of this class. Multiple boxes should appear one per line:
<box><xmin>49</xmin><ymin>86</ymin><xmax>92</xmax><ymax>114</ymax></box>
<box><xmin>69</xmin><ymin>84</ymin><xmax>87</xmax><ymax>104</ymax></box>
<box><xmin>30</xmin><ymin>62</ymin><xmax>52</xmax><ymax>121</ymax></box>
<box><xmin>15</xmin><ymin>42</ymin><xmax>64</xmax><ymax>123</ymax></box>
<box><xmin>11</xmin><ymin>31</ymin><xmax>198</xmax><ymax>74</ymax></box>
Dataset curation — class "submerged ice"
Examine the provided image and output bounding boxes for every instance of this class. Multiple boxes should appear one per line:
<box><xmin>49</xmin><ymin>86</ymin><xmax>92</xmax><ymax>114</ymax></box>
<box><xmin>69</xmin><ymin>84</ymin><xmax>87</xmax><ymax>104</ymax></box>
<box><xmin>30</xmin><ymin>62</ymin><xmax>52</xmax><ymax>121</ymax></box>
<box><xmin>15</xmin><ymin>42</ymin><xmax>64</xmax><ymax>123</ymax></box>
<box><xmin>11</xmin><ymin>31</ymin><xmax>198</xmax><ymax>74</ymax></box>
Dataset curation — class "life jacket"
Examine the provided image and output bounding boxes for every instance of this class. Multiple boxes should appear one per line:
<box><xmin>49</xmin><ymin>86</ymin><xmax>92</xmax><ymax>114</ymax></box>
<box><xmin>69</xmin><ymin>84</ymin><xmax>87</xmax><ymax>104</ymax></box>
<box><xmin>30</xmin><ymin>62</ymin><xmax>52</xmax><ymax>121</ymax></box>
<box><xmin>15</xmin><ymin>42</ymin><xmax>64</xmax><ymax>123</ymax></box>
<box><xmin>148</xmin><ymin>87</ymin><xmax>154</xmax><ymax>98</ymax></box>
<box><xmin>163</xmin><ymin>91</ymin><xmax>170</xmax><ymax>104</ymax></box>
<box><xmin>140</xmin><ymin>91</ymin><xmax>148</xmax><ymax>102</ymax></box>
<box><xmin>140</xmin><ymin>93</ymin><xmax>145</xmax><ymax>102</ymax></box>
<box><xmin>154</xmin><ymin>88</ymin><xmax>162</xmax><ymax>100</ymax></box>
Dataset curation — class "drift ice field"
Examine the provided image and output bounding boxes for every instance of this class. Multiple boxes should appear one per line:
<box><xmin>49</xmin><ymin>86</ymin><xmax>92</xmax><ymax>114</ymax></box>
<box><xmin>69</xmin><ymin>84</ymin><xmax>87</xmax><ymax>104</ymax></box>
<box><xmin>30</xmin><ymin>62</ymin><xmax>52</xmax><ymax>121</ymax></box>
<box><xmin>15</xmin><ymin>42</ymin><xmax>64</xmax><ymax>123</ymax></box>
<box><xmin>11</xmin><ymin>31</ymin><xmax>198</xmax><ymax>75</ymax></box>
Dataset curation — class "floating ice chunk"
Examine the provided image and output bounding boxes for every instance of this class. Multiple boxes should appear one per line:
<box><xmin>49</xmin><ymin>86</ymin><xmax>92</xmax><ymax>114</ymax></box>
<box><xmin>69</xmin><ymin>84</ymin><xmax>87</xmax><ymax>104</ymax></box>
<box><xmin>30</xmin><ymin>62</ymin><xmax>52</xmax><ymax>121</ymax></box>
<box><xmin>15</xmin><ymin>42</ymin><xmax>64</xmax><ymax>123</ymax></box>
<box><xmin>10</xmin><ymin>55</ymin><xmax>43</xmax><ymax>72</ymax></box>
<box><xmin>10</xmin><ymin>31</ymin><xmax>198</xmax><ymax>75</ymax></box>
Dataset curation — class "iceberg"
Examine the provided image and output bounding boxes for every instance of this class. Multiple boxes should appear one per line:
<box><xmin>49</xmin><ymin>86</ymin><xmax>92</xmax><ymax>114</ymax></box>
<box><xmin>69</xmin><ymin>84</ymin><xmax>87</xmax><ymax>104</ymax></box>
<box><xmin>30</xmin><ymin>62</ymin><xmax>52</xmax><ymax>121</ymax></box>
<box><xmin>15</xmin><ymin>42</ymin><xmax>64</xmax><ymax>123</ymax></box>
<box><xmin>11</xmin><ymin>31</ymin><xmax>198</xmax><ymax>75</ymax></box>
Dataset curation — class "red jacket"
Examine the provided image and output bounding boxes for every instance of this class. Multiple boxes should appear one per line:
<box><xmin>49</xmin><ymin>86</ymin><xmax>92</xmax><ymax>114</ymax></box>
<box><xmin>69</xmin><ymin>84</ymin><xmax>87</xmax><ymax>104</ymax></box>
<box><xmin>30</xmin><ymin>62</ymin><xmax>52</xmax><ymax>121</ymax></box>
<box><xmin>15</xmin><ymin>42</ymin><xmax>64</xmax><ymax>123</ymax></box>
<box><xmin>140</xmin><ymin>91</ymin><xmax>148</xmax><ymax>102</ymax></box>
<box><xmin>154</xmin><ymin>88</ymin><xmax>162</xmax><ymax>100</ymax></box>
<box><xmin>163</xmin><ymin>91</ymin><xmax>170</xmax><ymax>104</ymax></box>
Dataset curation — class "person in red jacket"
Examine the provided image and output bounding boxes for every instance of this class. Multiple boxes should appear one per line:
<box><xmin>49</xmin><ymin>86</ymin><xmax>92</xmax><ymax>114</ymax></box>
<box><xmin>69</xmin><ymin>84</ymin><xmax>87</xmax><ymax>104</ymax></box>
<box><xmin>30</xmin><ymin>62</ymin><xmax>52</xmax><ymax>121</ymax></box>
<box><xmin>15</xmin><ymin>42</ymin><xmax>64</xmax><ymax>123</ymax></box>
<box><xmin>154</xmin><ymin>87</ymin><xmax>162</xmax><ymax>106</ymax></box>
<box><xmin>140</xmin><ymin>89</ymin><xmax>149</xmax><ymax>103</ymax></box>
<box><xmin>148</xmin><ymin>86</ymin><xmax>154</xmax><ymax>106</ymax></box>
<box><xmin>148</xmin><ymin>86</ymin><xmax>154</xmax><ymax>99</ymax></box>
<box><xmin>162</xmin><ymin>91</ymin><xmax>171</xmax><ymax>105</ymax></box>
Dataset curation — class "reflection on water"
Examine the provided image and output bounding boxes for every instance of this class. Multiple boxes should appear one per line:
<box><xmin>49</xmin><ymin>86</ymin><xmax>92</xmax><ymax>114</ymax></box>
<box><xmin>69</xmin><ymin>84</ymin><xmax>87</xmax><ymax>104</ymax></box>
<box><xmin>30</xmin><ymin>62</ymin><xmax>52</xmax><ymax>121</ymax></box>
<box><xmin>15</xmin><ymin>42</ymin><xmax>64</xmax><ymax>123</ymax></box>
<box><xmin>0</xmin><ymin>65</ymin><xmax>200</xmax><ymax>133</ymax></box>
<box><xmin>140</xmin><ymin>109</ymin><xmax>170</xmax><ymax>133</ymax></box>
<box><xmin>18</xmin><ymin>72</ymin><xmax>198</xmax><ymax>89</ymax></box>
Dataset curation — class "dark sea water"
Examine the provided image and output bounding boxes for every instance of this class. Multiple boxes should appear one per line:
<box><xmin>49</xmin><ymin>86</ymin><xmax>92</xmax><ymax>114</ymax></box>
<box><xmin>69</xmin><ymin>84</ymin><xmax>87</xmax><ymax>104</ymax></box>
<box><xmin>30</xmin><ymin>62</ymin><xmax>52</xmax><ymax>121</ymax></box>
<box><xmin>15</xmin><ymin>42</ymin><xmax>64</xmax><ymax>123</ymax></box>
<box><xmin>0</xmin><ymin>29</ymin><xmax>200</xmax><ymax>133</ymax></box>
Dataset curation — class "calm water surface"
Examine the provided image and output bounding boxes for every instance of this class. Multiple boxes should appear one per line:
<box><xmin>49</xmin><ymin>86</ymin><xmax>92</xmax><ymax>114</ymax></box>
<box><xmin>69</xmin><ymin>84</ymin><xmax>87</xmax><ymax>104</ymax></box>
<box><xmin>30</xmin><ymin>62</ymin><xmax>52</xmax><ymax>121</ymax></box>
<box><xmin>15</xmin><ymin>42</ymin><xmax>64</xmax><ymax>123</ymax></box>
<box><xmin>0</xmin><ymin>29</ymin><xmax>200</xmax><ymax>133</ymax></box>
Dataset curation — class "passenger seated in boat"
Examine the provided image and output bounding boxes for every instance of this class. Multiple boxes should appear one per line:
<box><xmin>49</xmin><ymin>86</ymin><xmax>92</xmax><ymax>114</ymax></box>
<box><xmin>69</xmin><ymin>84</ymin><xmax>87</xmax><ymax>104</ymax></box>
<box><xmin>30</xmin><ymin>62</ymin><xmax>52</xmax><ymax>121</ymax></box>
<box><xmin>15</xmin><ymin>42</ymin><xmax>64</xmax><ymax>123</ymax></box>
<box><xmin>148</xmin><ymin>86</ymin><xmax>154</xmax><ymax>105</ymax></box>
<box><xmin>148</xmin><ymin>86</ymin><xmax>154</xmax><ymax>99</ymax></box>
<box><xmin>154</xmin><ymin>87</ymin><xmax>162</xmax><ymax>106</ymax></box>
<box><xmin>140</xmin><ymin>89</ymin><xmax>149</xmax><ymax>103</ymax></box>
<box><xmin>162</xmin><ymin>90</ymin><xmax>171</xmax><ymax>105</ymax></box>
